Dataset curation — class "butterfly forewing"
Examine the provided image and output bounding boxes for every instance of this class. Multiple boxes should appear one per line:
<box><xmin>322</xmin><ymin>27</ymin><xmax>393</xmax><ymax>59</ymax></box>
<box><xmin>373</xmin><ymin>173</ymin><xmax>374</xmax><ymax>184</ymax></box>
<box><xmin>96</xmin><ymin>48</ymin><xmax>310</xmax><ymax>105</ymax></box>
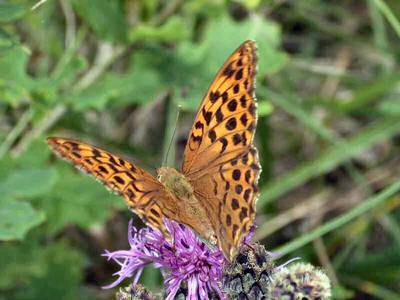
<box><xmin>47</xmin><ymin>137</ymin><xmax>178</xmax><ymax>235</ymax></box>
<box><xmin>182</xmin><ymin>40</ymin><xmax>260</xmax><ymax>260</ymax></box>
<box><xmin>182</xmin><ymin>41</ymin><xmax>257</xmax><ymax>175</ymax></box>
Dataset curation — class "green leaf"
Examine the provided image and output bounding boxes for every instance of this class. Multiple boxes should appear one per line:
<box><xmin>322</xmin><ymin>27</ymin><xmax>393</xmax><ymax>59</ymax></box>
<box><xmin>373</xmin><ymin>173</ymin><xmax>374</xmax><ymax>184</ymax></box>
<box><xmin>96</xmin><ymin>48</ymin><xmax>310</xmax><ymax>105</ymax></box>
<box><xmin>129</xmin><ymin>16</ymin><xmax>189</xmax><ymax>43</ymax></box>
<box><xmin>0</xmin><ymin>240</ymin><xmax>43</xmax><ymax>290</ymax></box>
<box><xmin>14</xmin><ymin>242</ymin><xmax>87</xmax><ymax>300</ymax></box>
<box><xmin>68</xmin><ymin>47</ymin><xmax>164</xmax><ymax>110</ymax></box>
<box><xmin>175</xmin><ymin>14</ymin><xmax>287</xmax><ymax>110</ymax></box>
<box><xmin>40</xmin><ymin>166</ymin><xmax>124</xmax><ymax>235</ymax></box>
<box><xmin>72</xmin><ymin>0</ymin><xmax>127</xmax><ymax>42</ymax></box>
<box><xmin>0</xmin><ymin>240</ymin><xmax>90</xmax><ymax>300</ymax></box>
<box><xmin>0</xmin><ymin>200</ymin><xmax>45</xmax><ymax>241</ymax></box>
<box><xmin>0</xmin><ymin>29</ymin><xmax>18</xmax><ymax>51</ymax></box>
<box><xmin>68</xmin><ymin>65</ymin><xmax>161</xmax><ymax>110</ymax></box>
<box><xmin>0</xmin><ymin>168</ymin><xmax>58</xmax><ymax>199</ymax></box>
<box><xmin>200</xmin><ymin>14</ymin><xmax>287</xmax><ymax>76</ymax></box>
<box><xmin>14</xmin><ymin>140</ymin><xmax>56</xmax><ymax>169</ymax></box>
<box><xmin>0</xmin><ymin>45</ymin><xmax>33</xmax><ymax>106</ymax></box>
<box><xmin>0</xmin><ymin>44</ymin><xmax>30</xmax><ymax>83</ymax></box>
<box><xmin>69</xmin><ymin>15</ymin><xmax>286</xmax><ymax>111</ymax></box>
<box><xmin>0</xmin><ymin>3</ymin><xmax>28</xmax><ymax>23</ymax></box>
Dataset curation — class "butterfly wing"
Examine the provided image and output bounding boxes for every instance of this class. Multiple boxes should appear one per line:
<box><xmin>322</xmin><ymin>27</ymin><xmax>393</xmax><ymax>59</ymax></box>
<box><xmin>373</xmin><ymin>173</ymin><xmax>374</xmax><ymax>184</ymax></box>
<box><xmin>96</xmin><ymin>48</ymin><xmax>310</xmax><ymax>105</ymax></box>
<box><xmin>181</xmin><ymin>40</ymin><xmax>260</xmax><ymax>260</ymax></box>
<box><xmin>47</xmin><ymin>137</ymin><xmax>178</xmax><ymax>235</ymax></box>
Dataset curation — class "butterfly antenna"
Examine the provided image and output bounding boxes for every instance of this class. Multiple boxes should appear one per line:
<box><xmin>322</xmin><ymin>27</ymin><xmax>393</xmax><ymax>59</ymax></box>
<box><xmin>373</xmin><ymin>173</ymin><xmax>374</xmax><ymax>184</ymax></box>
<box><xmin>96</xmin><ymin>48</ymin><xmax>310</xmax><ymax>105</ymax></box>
<box><xmin>162</xmin><ymin>104</ymin><xmax>182</xmax><ymax>167</ymax></box>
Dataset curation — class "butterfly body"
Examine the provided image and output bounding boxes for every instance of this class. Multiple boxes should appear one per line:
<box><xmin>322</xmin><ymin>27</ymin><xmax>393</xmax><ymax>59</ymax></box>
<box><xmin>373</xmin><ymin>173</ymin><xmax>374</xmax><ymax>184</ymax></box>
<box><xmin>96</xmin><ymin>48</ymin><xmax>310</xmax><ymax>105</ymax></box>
<box><xmin>157</xmin><ymin>166</ymin><xmax>216</xmax><ymax>241</ymax></box>
<box><xmin>157</xmin><ymin>167</ymin><xmax>193</xmax><ymax>199</ymax></box>
<box><xmin>47</xmin><ymin>40</ymin><xmax>260</xmax><ymax>261</ymax></box>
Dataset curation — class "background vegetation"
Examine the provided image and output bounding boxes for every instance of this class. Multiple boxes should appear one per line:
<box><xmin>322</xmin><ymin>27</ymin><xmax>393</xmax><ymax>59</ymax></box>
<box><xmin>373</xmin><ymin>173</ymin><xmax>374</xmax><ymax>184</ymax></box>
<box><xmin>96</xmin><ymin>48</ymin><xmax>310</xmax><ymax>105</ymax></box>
<box><xmin>1</xmin><ymin>0</ymin><xmax>400</xmax><ymax>299</ymax></box>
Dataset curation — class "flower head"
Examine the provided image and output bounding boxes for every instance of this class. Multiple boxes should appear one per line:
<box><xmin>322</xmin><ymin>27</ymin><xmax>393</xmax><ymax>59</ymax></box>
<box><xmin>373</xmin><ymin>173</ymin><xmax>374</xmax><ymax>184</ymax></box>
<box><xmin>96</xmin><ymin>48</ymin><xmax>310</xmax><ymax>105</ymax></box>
<box><xmin>221</xmin><ymin>243</ymin><xmax>275</xmax><ymax>299</ymax></box>
<box><xmin>267</xmin><ymin>262</ymin><xmax>332</xmax><ymax>299</ymax></box>
<box><xmin>103</xmin><ymin>219</ymin><xmax>227</xmax><ymax>300</ymax></box>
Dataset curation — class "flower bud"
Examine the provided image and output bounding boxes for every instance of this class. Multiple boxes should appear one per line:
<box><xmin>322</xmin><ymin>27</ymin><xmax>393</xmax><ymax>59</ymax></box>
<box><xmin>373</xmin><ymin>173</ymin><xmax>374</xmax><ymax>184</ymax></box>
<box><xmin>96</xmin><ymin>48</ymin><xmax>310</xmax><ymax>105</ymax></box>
<box><xmin>267</xmin><ymin>263</ymin><xmax>331</xmax><ymax>299</ymax></box>
<box><xmin>221</xmin><ymin>243</ymin><xmax>275</xmax><ymax>299</ymax></box>
<box><xmin>116</xmin><ymin>284</ymin><xmax>156</xmax><ymax>300</ymax></box>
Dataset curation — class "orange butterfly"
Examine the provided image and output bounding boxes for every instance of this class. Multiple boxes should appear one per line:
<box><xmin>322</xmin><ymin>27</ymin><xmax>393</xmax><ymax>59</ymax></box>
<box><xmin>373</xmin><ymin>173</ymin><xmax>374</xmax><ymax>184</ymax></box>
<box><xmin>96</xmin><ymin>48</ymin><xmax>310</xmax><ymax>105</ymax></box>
<box><xmin>47</xmin><ymin>40</ymin><xmax>260</xmax><ymax>261</ymax></box>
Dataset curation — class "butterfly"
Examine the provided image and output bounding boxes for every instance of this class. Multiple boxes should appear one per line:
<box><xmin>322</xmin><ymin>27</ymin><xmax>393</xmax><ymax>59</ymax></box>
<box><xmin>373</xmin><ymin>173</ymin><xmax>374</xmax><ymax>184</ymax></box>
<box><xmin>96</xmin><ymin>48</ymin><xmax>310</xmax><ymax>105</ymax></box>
<box><xmin>47</xmin><ymin>40</ymin><xmax>260</xmax><ymax>261</ymax></box>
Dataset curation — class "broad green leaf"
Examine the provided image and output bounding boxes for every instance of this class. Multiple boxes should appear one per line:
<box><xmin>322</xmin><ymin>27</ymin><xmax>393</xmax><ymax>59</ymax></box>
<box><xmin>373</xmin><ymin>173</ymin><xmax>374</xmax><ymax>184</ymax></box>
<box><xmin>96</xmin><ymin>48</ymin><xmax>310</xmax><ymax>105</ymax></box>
<box><xmin>13</xmin><ymin>242</ymin><xmax>87</xmax><ymax>300</ymax></box>
<box><xmin>0</xmin><ymin>46</ymin><xmax>33</xmax><ymax>106</ymax></box>
<box><xmin>0</xmin><ymin>168</ymin><xmax>58</xmax><ymax>199</ymax></box>
<box><xmin>198</xmin><ymin>14</ymin><xmax>286</xmax><ymax>76</ymax></box>
<box><xmin>0</xmin><ymin>3</ymin><xmax>28</xmax><ymax>23</ymax></box>
<box><xmin>72</xmin><ymin>0</ymin><xmax>127</xmax><ymax>42</ymax></box>
<box><xmin>68</xmin><ymin>46</ymin><xmax>166</xmax><ymax>110</ymax></box>
<box><xmin>0</xmin><ymin>240</ymin><xmax>89</xmax><ymax>300</ymax></box>
<box><xmin>175</xmin><ymin>14</ymin><xmax>287</xmax><ymax>110</ymax></box>
<box><xmin>67</xmin><ymin>63</ymin><xmax>161</xmax><ymax>110</ymax></box>
<box><xmin>0</xmin><ymin>200</ymin><xmax>45</xmax><ymax>240</ymax></box>
<box><xmin>0</xmin><ymin>240</ymin><xmax>44</xmax><ymax>289</ymax></box>
<box><xmin>129</xmin><ymin>16</ymin><xmax>189</xmax><ymax>43</ymax></box>
<box><xmin>0</xmin><ymin>78</ymin><xmax>30</xmax><ymax>106</ymax></box>
<box><xmin>6</xmin><ymin>140</ymin><xmax>55</xmax><ymax>171</ymax></box>
<box><xmin>0</xmin><ymin>29</ymin><xmax>18</xmax><ymax>51</ymax></box>
<box><xmin>39</xmin><ymin>166</ymin><xmax>123</xmax><ymax>235</ymax></box>
<box><xmin>68</xmin><ymin>15</ymin><xmax>285</xmax><ymax>111</ymax></box>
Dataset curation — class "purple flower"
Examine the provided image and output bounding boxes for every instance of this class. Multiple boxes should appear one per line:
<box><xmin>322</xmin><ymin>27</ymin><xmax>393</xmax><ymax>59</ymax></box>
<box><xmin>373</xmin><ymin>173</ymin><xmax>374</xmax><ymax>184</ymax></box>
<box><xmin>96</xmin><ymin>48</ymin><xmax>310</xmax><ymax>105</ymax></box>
<box><xmin>103</xmin><ymin>219</ymin><xmax>227</xmax><ymax>300</ymax></box>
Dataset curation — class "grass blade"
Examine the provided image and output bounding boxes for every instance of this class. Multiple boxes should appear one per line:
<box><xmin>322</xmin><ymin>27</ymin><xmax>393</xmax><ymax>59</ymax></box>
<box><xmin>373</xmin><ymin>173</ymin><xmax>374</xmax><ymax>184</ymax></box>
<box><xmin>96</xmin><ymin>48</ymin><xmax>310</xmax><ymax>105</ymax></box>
<box><xmin>258</xmin><ymin>117</ymin><xmax>400</xmax><ymax>207</ymax></box>
<box><xmin>273</xmin><ymin>180</ymin><xmax>400</xmax><ymax>256</ymax></box>
<box><xmin>371</xmin><ymin>0</ymin><xmax>400</xmax><ymax>38</ymax></box>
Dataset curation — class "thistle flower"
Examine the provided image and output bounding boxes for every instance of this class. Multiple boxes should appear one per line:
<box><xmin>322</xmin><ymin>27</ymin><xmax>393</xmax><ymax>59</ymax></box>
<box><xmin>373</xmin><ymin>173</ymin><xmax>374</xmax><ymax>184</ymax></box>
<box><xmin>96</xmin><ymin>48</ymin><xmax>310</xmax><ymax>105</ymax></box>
<box><xmin>267</xmin><ymin>262</ymin><xmax>332</xmax><ymax>299</ymax></box>
<box><xmin>116</xmin><ymin>284</ymin><xmax>156</xmax><ymax>300</ymax></box>
<box><xmin>103</xmin><ymin>220</ymin><xmax>332</xmax><ymax>300</ymax></box>
<box><xmin>103</xmin><ymin>219</ymin><xmax>226</xmax><ymax>300</ymax></box>
<box><xmin>221</xmin><ymin>243</ymin><xmax>275</xmax><ymax>299</ymax></box>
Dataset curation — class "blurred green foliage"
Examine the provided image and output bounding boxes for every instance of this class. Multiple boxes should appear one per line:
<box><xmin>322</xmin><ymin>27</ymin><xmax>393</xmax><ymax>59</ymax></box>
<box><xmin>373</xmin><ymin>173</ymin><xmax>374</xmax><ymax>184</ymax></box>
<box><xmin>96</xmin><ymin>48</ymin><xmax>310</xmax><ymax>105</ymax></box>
<box><xmin>0</xmin><ymin>0</ymin><xmax>400</xmax><ymax>299</ymax></box>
